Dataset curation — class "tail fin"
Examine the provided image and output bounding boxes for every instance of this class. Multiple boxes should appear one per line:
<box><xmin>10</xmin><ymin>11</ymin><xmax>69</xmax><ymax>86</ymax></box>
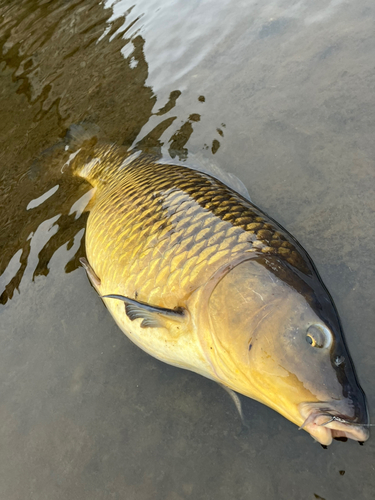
<box><xmin>63</xmin><ymin>122</ymin><xmax>105</xmax><ymax>184</ymax></box>
<box><xmin>65</xmin><ymin>122</ymin><xmax>102</xmax><ymax>151</ymax></box>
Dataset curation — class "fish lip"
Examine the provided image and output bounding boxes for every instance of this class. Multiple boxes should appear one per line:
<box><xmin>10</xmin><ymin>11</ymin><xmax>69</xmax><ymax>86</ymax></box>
<box><xmin>298</xmin><ymin>402</ymin><xmax>370</xmax><ymax>446</ymax></box>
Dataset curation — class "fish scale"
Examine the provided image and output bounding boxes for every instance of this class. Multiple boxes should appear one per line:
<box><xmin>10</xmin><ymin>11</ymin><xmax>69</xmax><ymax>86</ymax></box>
<box><xmin>78</xmin><ymin>151</ymin><xmax>308</xmax><ymax>308</ymax></box>
<box><xmin>72</xmin><ymin>140</ymin><xmax>369</xmax><ymax>446</ymax></box>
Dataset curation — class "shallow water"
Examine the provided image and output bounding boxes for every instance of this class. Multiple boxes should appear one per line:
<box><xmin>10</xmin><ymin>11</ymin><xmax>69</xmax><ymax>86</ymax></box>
<box><xmin>1</xmin><ymin>0</ymin><xmax>375</xmax><ymax>498</ymax></box>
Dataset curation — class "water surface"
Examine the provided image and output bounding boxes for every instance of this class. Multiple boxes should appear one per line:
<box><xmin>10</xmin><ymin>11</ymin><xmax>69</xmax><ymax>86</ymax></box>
<box><xmin>1</xmin><ymin>1</ymin><xmax>375</xmax><ymax>499</ymax></box>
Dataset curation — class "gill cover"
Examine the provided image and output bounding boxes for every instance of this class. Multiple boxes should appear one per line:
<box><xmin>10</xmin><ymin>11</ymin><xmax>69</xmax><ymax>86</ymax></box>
<box><xmin>205</xmin><ymin>257</ymin><xmax>369</xmax><ymax>444</ymax></box>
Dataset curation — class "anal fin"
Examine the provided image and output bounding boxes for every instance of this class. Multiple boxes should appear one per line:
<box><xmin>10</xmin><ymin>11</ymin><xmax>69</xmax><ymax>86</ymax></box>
<box><xmin>80</xmin><ymin>257</ymin><xmax>101</xmax><ymax>288</ymax></box>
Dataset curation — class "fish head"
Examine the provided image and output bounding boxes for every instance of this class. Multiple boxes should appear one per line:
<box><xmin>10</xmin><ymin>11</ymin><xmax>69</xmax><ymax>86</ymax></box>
<box><xmin>206</xmin><ymin>257</ymin><xmax>369</xmax><ymax>445</ymax></box>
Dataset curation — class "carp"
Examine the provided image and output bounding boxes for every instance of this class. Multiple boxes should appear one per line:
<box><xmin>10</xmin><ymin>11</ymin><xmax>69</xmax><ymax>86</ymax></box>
<box><xmin>69</xmin><ymin>125</ymin><xmax>369</xmax><ymax>446</ymax></box>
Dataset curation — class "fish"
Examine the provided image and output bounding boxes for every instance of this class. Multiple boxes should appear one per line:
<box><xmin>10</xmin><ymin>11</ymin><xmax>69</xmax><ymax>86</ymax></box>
<box><xmin>68</xmin><ymin>124</ymin><xmax>369</xmax><ymax>446</ymax></box>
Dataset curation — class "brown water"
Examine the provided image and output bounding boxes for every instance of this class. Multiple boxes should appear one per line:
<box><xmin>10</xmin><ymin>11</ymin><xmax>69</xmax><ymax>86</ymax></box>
<box><xmin>1</xmin><ymin>0</ymin><xmax>375</xmax><ymax>498</ymax></box>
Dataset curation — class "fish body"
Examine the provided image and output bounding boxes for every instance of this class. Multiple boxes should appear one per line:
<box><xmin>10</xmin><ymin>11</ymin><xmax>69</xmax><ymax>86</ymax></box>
<box><xmin>71</xmin><ymin>131</ymin><xmax>369</xmax><ymax>446</ymax></box>
<box><xmin>81</xmin><ymin>149</ymin><xmax>306</xmax><ymax>372</ymax></box>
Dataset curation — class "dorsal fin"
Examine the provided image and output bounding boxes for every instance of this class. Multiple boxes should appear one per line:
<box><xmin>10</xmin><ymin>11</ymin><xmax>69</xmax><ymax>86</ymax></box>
<box><xmin>159</xmin><ymin>149</ymin><xmax>252</xmax><ymax>201</ymax></box>
<box><xmin>66</xmin><ymin>125</ymin><xmax>251</xmax><ymax>201</ymax></box>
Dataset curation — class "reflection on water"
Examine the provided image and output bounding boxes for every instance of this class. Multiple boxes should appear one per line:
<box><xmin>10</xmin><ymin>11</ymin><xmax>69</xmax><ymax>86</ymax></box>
<box><xmin>0</xmin><ymin>0</ymin><xmax>375</xmax><ymax>499</ymax></box>
<box><xmin>0</xmin><ymin>0</ymin><xmax>218</xmax><ymax>304</ymax></box>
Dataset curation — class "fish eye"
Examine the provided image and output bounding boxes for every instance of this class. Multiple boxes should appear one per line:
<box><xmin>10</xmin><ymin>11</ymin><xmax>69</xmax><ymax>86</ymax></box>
<box><xmin>306</xmin><ymin>324</ymin><xmax>332</xmax><ymax>349</ymax></box>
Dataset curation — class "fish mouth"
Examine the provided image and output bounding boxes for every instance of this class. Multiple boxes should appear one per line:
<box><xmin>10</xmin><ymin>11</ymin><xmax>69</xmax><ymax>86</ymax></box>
<box><xmin>299</xmin><ymin>402</ymin><xmax>370</xmax><ymax>446</ymax></box>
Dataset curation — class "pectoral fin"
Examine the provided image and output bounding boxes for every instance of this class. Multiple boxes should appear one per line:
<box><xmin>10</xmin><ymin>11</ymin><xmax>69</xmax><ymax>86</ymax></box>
<box><xmin>102</xmin><ymin>294</ymin><xmax>186</xmax><ymax>329</ymax></box>
<box><xmin>219</xmin><ymin>383</ymin><xmax>245</xmax><ymax>425</ymax></box>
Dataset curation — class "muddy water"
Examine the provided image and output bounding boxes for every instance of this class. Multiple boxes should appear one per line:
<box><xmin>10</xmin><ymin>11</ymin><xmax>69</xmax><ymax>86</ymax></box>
<box><xmin>1</xmin><ymin>0</ymin><xmax>375</xmax><ymax>499</ymax></box>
